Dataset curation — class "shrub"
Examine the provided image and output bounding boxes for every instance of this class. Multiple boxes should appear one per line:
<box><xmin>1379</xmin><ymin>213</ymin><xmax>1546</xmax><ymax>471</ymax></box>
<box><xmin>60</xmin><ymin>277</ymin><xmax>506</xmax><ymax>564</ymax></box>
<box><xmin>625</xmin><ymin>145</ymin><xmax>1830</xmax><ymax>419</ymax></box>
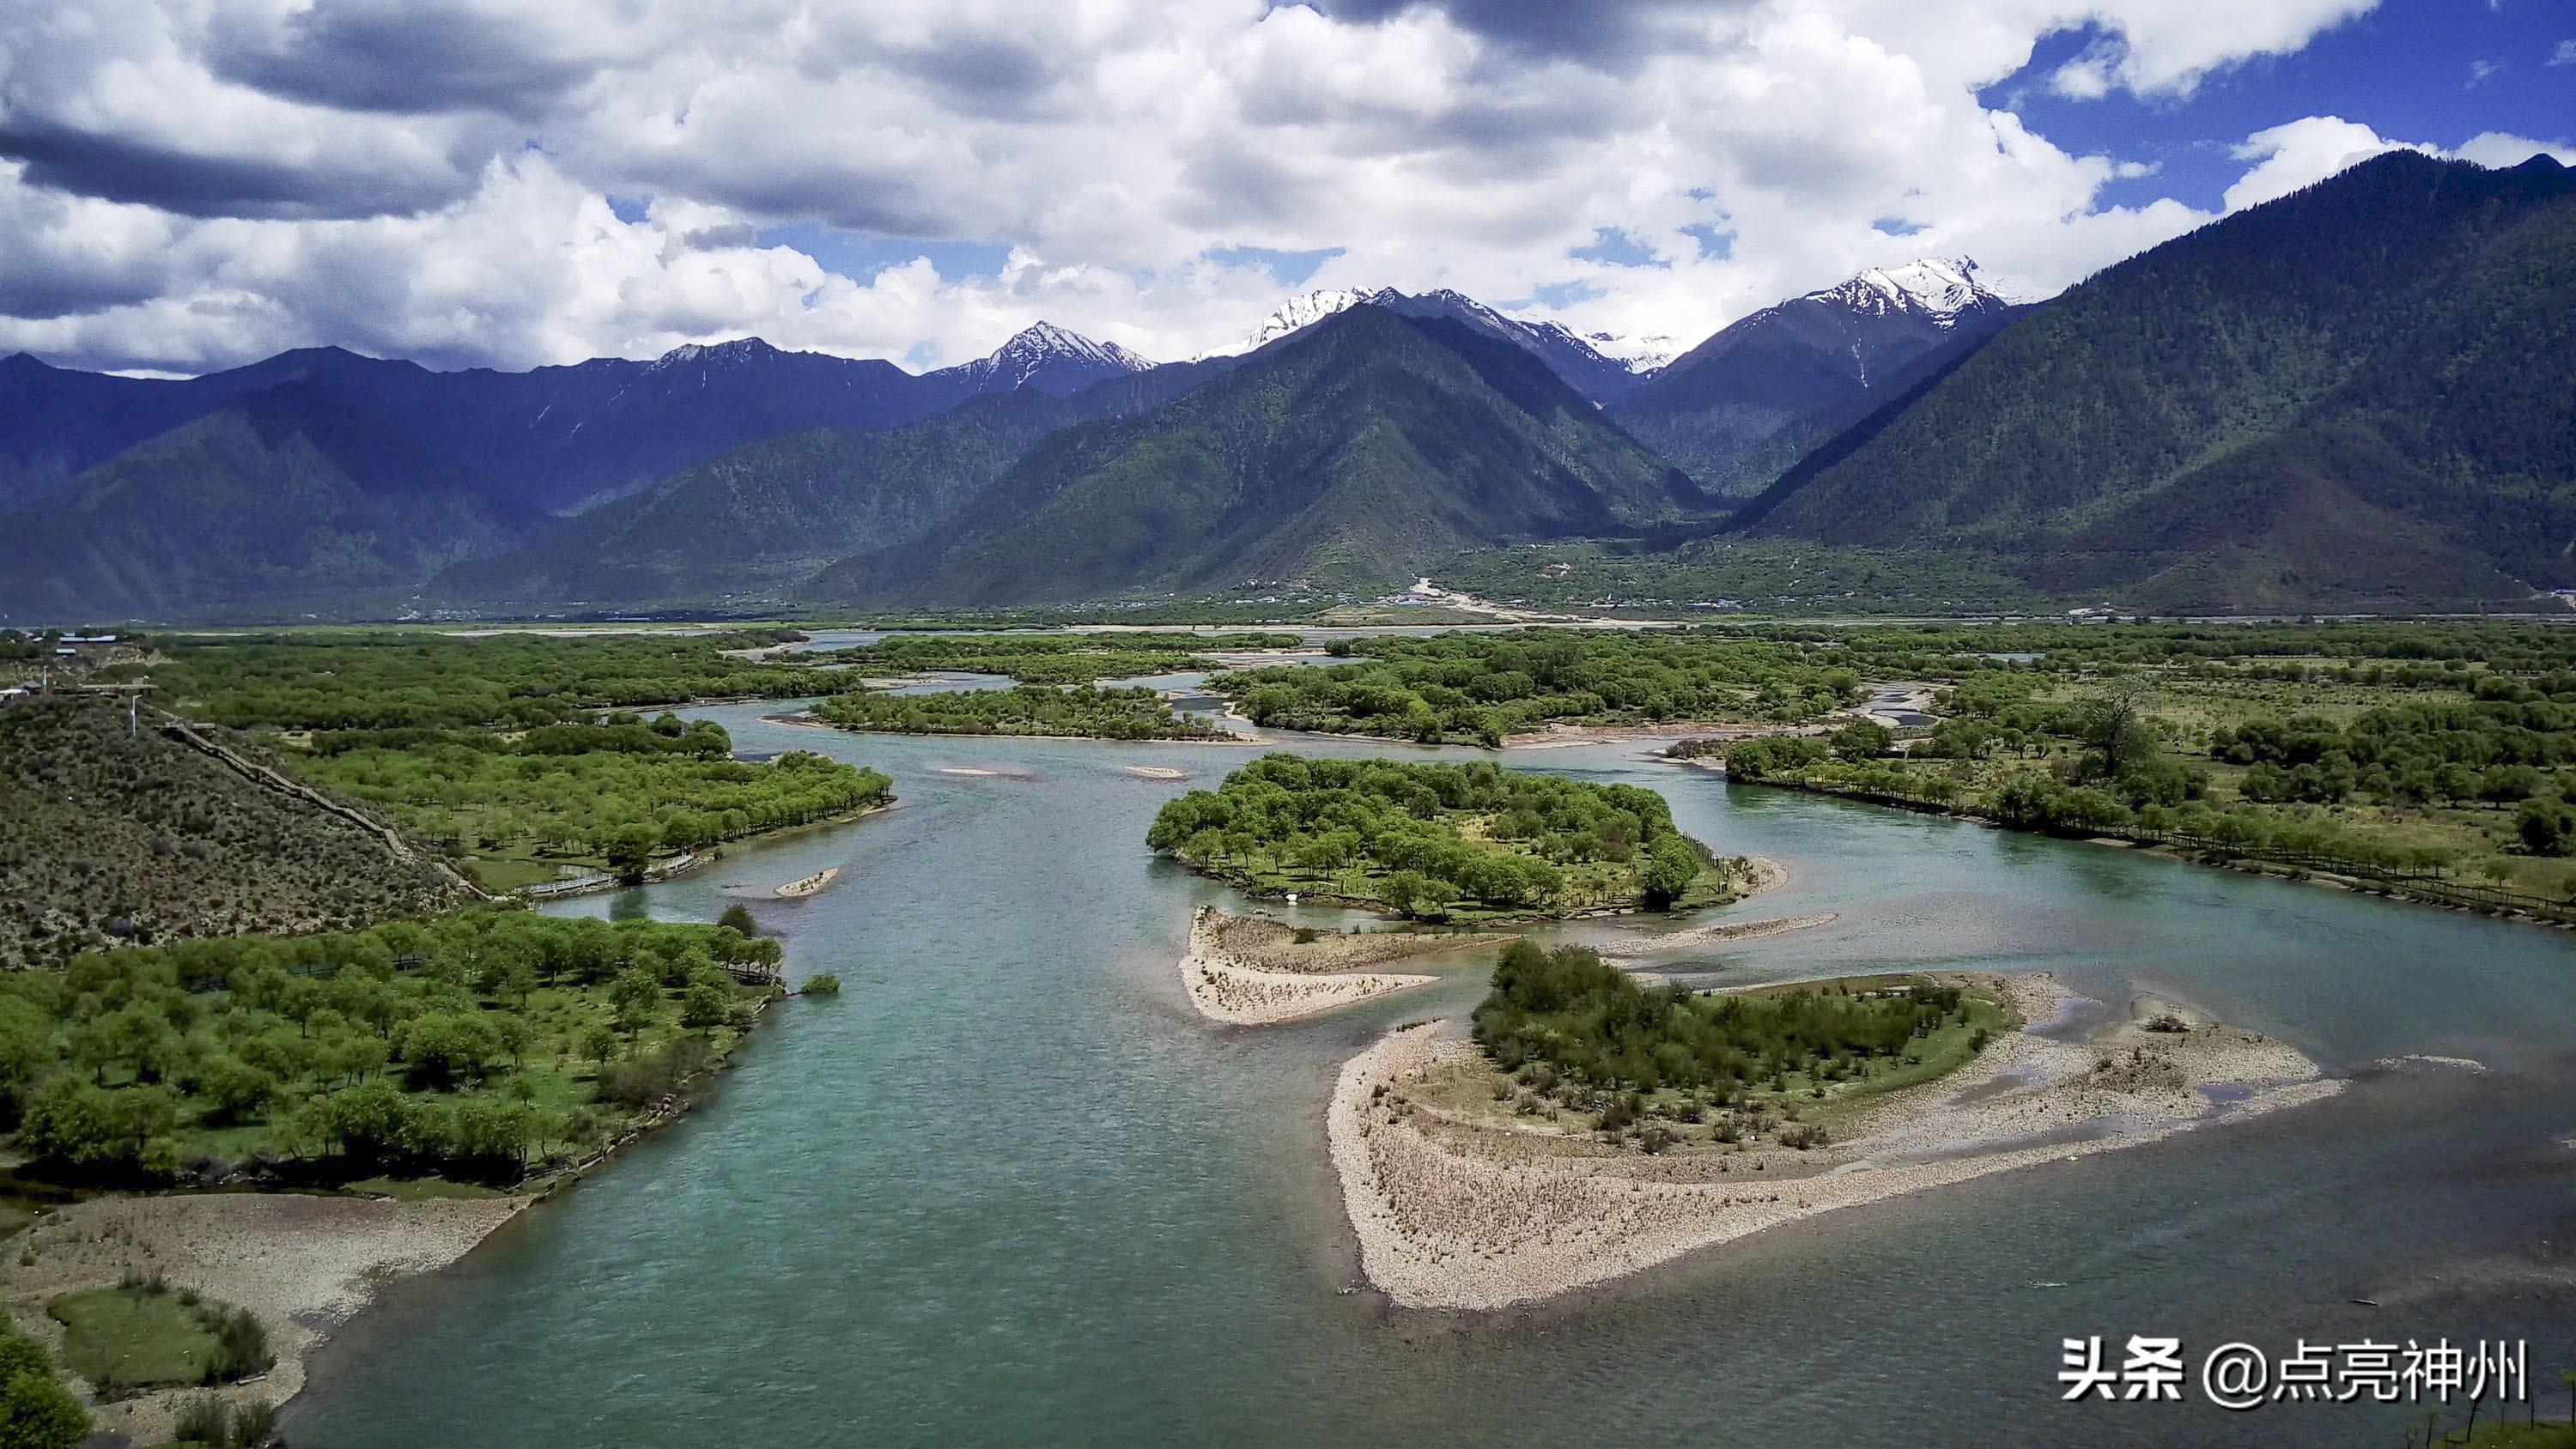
<box><xmin>800</xmin><ymin>973</ymin><xmax>841</xmax><ymax>996</ymax></box>
<box><xmin>205</xmin><ymin>1307</ymin><xmax>273</xmax><ymax>1383</ymax></box>
<box><xmin>596</xmin><ymin>1037</ymin><xmax>713</xmax><ymax>1108</ymax></box>
<box><xmin>173</xmin><ymin>1397</ymin><xmax>231</xmax><ymax>1445</ymax></box>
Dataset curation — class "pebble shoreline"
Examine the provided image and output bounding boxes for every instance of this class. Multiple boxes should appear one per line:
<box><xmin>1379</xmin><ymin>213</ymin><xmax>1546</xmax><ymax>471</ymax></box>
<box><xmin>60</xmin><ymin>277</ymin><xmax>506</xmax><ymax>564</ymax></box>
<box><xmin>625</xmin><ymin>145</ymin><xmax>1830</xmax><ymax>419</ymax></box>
<box><xmin>1327</xmin><ymin>973</ymin><xmax>2342</xmax><ymax>1310</ymax></box>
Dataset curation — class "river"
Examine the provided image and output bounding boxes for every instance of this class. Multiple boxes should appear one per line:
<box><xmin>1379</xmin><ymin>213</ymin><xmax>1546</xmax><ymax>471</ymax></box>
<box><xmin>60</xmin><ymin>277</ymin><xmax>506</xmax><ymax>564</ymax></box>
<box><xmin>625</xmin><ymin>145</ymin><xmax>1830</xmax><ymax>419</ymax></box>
<box><xmin>289</xmin><ymin>701</ymin><xmax>2576</xmax><ymax>1446</ymax></box>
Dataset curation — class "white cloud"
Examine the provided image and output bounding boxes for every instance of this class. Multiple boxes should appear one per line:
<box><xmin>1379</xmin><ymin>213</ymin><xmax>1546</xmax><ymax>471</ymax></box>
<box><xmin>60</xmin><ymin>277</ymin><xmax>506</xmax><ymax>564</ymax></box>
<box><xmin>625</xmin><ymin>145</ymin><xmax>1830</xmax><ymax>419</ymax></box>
<box><xmin>2224</xmin><ymin>116</ymin><xmax>2576</xmax><ymax>213</ymax></box>
<box><xmin>2041</xmin><ymin>0</ymin><xmax>2379</xmax><ymax>99</ymax></box>
<box><xmin>0</xmin><ymin>0</ymin><xmax>2488</xmax><ymax>373</ymax></box>
<box><xmin>2550</xmin><ymin>39</ymin><xmax>2576</xmax><ymax>66</ymax></box>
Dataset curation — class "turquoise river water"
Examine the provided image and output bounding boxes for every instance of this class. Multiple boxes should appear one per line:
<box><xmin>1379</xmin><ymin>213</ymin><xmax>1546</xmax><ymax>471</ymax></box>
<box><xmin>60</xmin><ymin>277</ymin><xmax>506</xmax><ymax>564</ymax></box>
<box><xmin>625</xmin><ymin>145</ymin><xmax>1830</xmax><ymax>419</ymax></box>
<box><xmin>289</xmin><ymin>700</ymin><xmax>2576</xmax><ymax>1446</ymax></box>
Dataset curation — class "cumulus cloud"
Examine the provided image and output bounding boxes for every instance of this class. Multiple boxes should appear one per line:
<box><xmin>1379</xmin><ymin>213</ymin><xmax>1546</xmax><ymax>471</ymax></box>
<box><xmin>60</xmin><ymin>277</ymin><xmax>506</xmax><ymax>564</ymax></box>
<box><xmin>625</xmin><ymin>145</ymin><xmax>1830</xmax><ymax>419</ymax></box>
<box><xmin>2042</xmin><ymin>0</ymin><xmax>2378</xmax><ymax>98</ymax></box>
<box><xmin>2224</xmin><ymin>116</ymin><xmax>2575</xmax><ymax>212</ymax></box>
<box><xmin>0</xmin><ymin>0</ymin><xmax>2527</xmax><ymax>374</ymax></box>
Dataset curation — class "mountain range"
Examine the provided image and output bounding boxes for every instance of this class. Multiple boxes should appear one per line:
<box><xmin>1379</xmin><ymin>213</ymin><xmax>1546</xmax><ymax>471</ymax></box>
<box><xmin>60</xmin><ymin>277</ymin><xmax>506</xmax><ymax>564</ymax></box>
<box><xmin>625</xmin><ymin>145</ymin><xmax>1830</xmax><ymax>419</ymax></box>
<box><xmin>1608</xmin><ymin>258</ymin><xmax>2022</xmax><ymax>496</ymax></box>
<box><xmin>3</xmin><ymin>149</ymin><xmax>2571</xmax><ymax>621</ymax></box>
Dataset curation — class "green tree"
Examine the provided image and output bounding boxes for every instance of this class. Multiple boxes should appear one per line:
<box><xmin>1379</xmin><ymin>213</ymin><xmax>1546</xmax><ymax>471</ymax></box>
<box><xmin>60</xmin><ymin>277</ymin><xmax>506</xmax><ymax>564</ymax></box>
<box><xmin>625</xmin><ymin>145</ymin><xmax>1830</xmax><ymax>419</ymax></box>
<box><xmin>680</xmin><ymin>980</ymin><xmax>738</xmax><ymax>1030</ymax></box>
<box><xmin>1641</xmin><ymin>838</ymin><xmax>1701</xmax><ymax>909</ymax></box>
<box><xmin>0</xmin><ymin>1362</ymin><xmax>89</xmax><ymax>1449</ymax></box>
<box><xmin>603</xmin><ymin>825</ymin><xmax>659</xmax><ymax>884</ymax></box>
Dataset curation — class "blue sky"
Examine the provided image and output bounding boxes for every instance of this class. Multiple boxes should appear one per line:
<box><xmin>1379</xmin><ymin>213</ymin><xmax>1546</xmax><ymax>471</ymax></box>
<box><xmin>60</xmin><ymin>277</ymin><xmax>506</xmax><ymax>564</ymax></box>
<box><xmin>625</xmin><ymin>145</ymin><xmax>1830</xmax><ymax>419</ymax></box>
<box><xmin>0</xmin><ymin>0</ymin><xmax>2568</xmax><ymax>375</ymax></box>
<box><xmin>1990</xmin><ymin>0</ymin><xmax>2574</xmax><ymax>211</ymax></box>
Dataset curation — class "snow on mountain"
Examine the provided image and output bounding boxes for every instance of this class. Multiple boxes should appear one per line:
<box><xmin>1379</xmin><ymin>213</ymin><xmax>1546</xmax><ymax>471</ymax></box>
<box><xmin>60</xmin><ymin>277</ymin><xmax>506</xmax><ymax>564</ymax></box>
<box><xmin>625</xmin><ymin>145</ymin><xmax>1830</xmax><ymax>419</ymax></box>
<box><xmin>1808</xmin><ymin>258</ymin><xmax>2013</xmax><ymax>327</ymax></box>
<box><xmin>930</xmin><ymin>321</ymin><xmax>1153</xmax><ymax>398</ymax></box>
<box><xmin>1584</xmin><ymin>331</ymin><xmax>1679</xmax><ymax>373</ymax></box>
<box><xmin>1206</xmin><ymin>286</ymin><xmax>1654</xmax><ymax>401</ymax></box>
<box><xmin>644</xmin><ymin>336</ymin><xmax>786</xmax><ymax>373</ymax></box>
<box><xmin>1208</xmin><ymin>288</ymin><xmax>1400</xmax><ymax>356</ymax></box>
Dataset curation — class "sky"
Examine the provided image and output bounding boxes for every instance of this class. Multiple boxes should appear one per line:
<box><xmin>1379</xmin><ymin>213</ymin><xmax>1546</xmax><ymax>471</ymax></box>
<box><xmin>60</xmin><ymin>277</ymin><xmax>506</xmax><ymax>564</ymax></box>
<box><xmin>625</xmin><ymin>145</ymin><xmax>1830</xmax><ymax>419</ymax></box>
<box><xmin>0</xmin><ymin>0</ymin><xmax>2567</xmax><ymax>377</ymax></box>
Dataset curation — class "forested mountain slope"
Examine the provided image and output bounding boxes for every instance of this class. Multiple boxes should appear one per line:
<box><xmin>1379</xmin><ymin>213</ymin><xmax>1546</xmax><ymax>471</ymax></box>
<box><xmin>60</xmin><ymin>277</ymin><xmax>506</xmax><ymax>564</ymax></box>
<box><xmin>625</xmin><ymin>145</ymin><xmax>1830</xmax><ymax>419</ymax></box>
<box><xmin>1738</xmin><ymin>153</ymin><xmax>2576</xmax><ymax>610</ymax></box>
<box><xmin>434</xmin><ymin>391</ymin><xmax>1078</xmax><ymax>609</ymax></box>
<box><xmin>810</xmin><ymin>306</ymin><xmax>1710</xmax><ymax>604</ymax></box>
<box><xmin>0</xmin><ymin>379</ymin><xmax>544</xmax><ymax>621</ymax></box>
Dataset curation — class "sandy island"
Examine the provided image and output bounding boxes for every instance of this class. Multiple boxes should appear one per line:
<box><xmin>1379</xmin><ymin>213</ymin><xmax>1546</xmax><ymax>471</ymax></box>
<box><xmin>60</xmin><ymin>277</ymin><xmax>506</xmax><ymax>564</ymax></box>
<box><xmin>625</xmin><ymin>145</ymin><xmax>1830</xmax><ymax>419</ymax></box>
<box><xmin>1178</xmin><ymin>907</ymin><xmax>1513</xmax><ymax>1026</ymax></box>
<box><xmin>1124</xmin><ymin>765</ymin><xmax>1194</xmax><ymax>780</ymax></box>
<box><xmin>1505</xmin><ymin>721</ymin><xmax>1827</xmax><ymax>751</ymax></box>
<box><xmin>0</xmin><ymin>1191</ymin><xmax>529</xmax><ymax>1443</ymax></box>
<box><xmin>1327</xmin><ymin>973</ymin><xmax>2340</xmax><ymax>1310</ymax></box>
<box><xmin>1604</xmin><ymin>910</ymin><xmax>1838</xmax><ymax>958</ymax></box>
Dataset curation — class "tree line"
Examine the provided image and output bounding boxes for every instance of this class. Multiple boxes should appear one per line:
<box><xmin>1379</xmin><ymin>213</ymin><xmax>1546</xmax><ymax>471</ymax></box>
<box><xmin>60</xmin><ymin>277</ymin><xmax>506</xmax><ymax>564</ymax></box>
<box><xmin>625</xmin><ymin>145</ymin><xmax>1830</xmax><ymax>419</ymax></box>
<box><xmin>295</xmin><ymin>715</ymin><xmax>890</xmax><ymax>870</ymax></box>
<box><xmin>1213</xmin><ymin>628</ymin><xmax>1866</xmax><ymax>745</ymax></box>
<box><xmin>811</xmin><ymin>683</ymin><xmax>1224</xmax><ymax>739</ymax></box>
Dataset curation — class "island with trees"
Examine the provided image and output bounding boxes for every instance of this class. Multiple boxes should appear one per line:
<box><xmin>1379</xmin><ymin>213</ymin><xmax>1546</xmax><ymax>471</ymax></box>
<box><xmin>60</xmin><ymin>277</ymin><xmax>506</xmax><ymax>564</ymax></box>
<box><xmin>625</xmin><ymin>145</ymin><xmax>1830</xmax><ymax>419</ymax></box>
<box><xmin>1147</xmin><ymin>754</ymin><xmax>1750</xmax><ymax>919</ymax></box>
<box><xmin>1329</xmin><ymin>943</ymin><xmax>2339</xmax><ymax>1309</ymax></box>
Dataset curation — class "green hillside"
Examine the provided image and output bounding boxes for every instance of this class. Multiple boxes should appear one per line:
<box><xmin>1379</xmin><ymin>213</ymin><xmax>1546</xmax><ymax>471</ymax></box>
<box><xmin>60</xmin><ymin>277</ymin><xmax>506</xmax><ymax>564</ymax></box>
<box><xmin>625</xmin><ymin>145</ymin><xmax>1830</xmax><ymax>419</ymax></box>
<box><xmin>435</xmin><ymin>391</ymin><xmax>1075</xmax><ymax>609</ymax></box>
<box><xmin>0</xmin><ymin>389</ymin><xmax>538</xmax><ymax>621</ymax></box>
<box><xmin>813</xmin><ymin>306</ymin><xmax>1710</xmax><ymax>604</ymax></box>
<box><xmin>1737</xmin><ymin>153</ymin><xmax>2576</xmax><ymax>611</ymax></box>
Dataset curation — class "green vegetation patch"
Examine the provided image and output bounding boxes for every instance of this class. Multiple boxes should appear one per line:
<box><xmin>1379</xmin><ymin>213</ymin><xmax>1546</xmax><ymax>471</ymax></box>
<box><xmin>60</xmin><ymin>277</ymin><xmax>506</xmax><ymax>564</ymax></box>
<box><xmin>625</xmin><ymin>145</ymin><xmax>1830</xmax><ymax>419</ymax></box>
<box><xmin>1467</xmin><ymin>943</ymin><xmax>2008</xmax><ymax>1149</ymax></box>
<box><xmin>101</xmin><ymin>631</ymin><xmax>899</xmax><ymax>894</ymax></box>
<box><xmin>134</xmin><ymin>629</ymin><xmax>854</xmax><ymax>732</ymax></box>
<box><xmin>1709</xmin><ymin>621</ymin><xmax>2576</xmax><ymax>904</ymax></box>
<box><xmin>811</xmin><ymin>683</ymin><xmax>1224</xmax><ymax>740</ymax></box>
<box><xmin>291</xmin><ymin>716</ymin><xmax>890</xmax><ymax>883</ymax></box>
<box><xmin>0</xmin><ymin>1315</ymin><xmax>89</xmax><ymax>1448</ymax></box>
<box><xmin>1438</xmin><ymin>538</ymin><xmax>2046</xmax><ymax>615</ymax></box>
<box><xmin>1148</xmin><ymin>754</ymin><xmax>1741</xmax><ymax>919</ymax></box>
<box><xmin>1</xmin><ymin>912</ymin><xmax>778</xmax><ymax>1185</ymax></box>
<box><xmin>1214</xmin><ymin>627</ymin><xmax>1864</xmax><ymax>745</ymax></box>
<box><xmin>47</xmin><ymin>1281</ymin><xmax>270</xmax><ymax>1391</ymax></box>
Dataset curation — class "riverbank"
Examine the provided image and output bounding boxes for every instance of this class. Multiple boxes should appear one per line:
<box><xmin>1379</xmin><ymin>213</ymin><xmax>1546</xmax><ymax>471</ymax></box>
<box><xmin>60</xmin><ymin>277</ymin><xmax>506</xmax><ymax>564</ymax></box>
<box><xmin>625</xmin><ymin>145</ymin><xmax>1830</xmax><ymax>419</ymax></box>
<box><xmin>521</xmin><ymin>800</ymin><xmax>894</xmax><ymax>900</ymax></box>
<box><xmin>1710</xmin><ymin>767</ymin><xmax>2576</xmax><ymax>932</ymax></box>
<box><xmin>1177</xmin><ymin>907</ymin><xmax>1512</xmax><ymax>1025</ymax></box>
<box><xmin>1327</xmin><ymin>972</ymin><xmax>2339</xmax><ymax>1310</ymax></box>
<box><xmin>0</xmin><ymin>1191</ymin><xmax>530</xmax><ymax>1445</ymax></box>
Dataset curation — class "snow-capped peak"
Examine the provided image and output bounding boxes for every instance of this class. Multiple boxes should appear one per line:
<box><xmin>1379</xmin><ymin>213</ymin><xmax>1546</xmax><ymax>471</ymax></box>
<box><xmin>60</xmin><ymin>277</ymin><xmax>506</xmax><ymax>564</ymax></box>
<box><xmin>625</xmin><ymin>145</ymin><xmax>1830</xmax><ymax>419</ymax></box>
<box><xmin>646</xmin><ymin>336</ymin><xmax>781</xmax><ymax>371</ymax></box>
<box><xmin>1214</xmin><ymin>288</ymin><xmax>1400</xmax><ymax>356</ymax></box>
<box><xmin>925</xmin><ymin>321</ymin><xmax>1153</xmax><ymax>396</ymax></box>
<box><xmin>1809</xmin><ymin>258</ymin><xmax>2008</xmax><ymax>326</ymax></box>
<box><xmin>1586</xmin><ymin>331</ymin><xmax>1679</xmax><ymax>373</ymax></box>
<box><xmin>971</xmin><ymin>322</ymin><xmax>1151</xmax><ymax>383</ymax></box>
